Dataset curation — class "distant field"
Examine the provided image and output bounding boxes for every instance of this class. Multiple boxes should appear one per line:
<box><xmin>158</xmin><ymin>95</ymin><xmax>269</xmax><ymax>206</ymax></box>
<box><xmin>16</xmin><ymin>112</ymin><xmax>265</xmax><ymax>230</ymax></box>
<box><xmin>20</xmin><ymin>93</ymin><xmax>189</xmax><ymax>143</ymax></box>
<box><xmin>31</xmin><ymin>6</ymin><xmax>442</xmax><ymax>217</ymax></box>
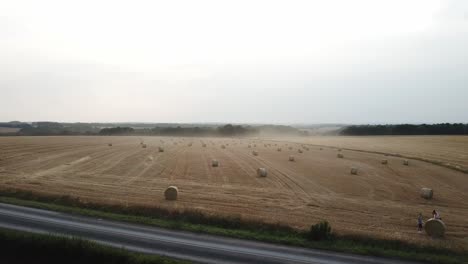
<box><xmin>272</xmin><ymin>136</ymin><xmax>468</xmax><ymax>172</ymax></box>
<box><xmin>0</xmin><ymin>127</ymin><xmax>20</xmax><ymax>134</ymax></box>
<box><xmin>0</xmin><ymin>136</ymin><xmax>467</xmax><ymax>249</ymax></box>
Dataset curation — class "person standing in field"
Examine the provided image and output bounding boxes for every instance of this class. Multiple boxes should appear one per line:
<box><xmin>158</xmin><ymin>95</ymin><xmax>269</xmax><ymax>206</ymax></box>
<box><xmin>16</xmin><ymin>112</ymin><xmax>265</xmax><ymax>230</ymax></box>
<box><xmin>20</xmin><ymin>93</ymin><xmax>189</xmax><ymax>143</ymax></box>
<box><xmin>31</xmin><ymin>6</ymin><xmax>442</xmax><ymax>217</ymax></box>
<box><xmin>432</xmin><ymin>209</ymin><xmax>442</xmax><ymax>220</ymax></box>
<box><xmin>417</xmin><ymin>213</ymin><xmax>423</xmax><ymax>233</ymax></box>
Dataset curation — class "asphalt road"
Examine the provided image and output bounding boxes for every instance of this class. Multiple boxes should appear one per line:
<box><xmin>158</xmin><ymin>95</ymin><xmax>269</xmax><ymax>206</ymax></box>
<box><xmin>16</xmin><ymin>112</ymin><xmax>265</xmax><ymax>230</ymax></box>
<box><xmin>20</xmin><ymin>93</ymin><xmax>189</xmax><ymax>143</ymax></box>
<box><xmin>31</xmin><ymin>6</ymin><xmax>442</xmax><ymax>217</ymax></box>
<box><xmin>0</xmin><ymin>202</ymin><xmax>417</xmax><ymax>264</ymax></box>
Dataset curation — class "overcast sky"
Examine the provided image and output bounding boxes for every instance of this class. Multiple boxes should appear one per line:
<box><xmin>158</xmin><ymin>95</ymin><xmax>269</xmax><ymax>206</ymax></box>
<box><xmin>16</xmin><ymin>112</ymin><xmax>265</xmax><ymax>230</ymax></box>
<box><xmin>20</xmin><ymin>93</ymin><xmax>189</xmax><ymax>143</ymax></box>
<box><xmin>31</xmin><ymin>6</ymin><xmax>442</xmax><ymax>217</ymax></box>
<box><xmin>1</xmin><ymin>0</ymin><xmax>467</xmax><ymax>124</ymax></box>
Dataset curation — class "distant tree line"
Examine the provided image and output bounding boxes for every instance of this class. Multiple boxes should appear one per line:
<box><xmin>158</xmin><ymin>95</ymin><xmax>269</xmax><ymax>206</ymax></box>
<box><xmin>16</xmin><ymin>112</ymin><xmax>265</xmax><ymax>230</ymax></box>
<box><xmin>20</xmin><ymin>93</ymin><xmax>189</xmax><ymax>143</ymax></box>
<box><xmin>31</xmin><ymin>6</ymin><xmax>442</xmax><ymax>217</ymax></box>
<box><xmin>340</xmin><ymin>123</ymin><xmax>468</xmax><ymax>136</ymax></box>
<box><xmin>16</xmin><ymin>122</ymin><xmax>99</xmax><ymax>136</ymax></box>
<box><xmin>0</xmin><ymin>121</ymin><xmax>32</xmax><ymax>129</ymax></box>
<box><xmin>1</xmin><ymin>121</ymin><xmax>305</xmax><ymax>137</ymax></box>
<box><xmin>146</xmin><ymin>124</ymin><xmax>258</xmax><ymax>137</ymax></box>
<box><xmin>99</xmin><ymin>127</ymin><xmax>135</xmax><ymax>135</ymax></box>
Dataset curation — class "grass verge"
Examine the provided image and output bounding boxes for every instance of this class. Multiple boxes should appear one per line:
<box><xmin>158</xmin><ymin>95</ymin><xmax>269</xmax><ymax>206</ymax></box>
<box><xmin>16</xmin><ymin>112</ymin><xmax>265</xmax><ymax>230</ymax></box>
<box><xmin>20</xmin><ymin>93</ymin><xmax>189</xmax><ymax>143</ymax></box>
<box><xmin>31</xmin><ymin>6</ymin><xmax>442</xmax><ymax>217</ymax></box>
<box><xmin>0</xmin><ymin>228</ymin><xmax>188</xmax><ymax>264</ymax></box>
<box><xmin>0</xmin><ymin>190</ymin><xmax>466</xmax><ymax>264</ymax></box>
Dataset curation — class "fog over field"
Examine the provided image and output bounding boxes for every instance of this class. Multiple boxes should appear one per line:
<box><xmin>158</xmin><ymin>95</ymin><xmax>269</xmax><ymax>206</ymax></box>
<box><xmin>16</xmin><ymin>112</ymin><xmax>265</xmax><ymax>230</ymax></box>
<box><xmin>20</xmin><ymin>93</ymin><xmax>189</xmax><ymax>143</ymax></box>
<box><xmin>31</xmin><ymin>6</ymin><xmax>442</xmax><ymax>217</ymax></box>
<box><xmin>1</xmin><ymin>0</ymin><xmax>468</xmax><ymax>124</ymax></box>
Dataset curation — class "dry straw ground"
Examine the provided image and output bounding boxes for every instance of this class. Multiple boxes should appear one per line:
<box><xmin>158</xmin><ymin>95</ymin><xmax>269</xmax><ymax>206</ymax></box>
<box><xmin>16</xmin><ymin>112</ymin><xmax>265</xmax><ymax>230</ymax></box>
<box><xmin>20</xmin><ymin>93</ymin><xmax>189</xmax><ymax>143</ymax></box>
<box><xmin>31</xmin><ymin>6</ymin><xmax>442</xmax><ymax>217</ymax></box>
<box><xmin>0</xmin><ymin>136</ymin><xmax>467</xmax><ymax>249</ymax></box>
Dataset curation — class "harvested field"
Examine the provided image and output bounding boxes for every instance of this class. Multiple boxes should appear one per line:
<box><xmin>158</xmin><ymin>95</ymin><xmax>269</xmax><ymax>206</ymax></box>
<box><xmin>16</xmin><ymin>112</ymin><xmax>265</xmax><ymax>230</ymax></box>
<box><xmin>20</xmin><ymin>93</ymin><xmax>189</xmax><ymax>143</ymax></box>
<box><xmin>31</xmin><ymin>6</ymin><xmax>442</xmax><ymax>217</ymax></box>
<box><xmin>0</xmin><ymin>136</ymin><xmax>467</xmax><ymax>249</ymax></box>
<box><xmin>272</xmin><ymin>136</ymin><xmax>468</xmax><ymax>173</ymax></box>
<box><xmin>0</xmin><ymin>127</ymin><xmax>20</xmax><ymax>134</ymax></box>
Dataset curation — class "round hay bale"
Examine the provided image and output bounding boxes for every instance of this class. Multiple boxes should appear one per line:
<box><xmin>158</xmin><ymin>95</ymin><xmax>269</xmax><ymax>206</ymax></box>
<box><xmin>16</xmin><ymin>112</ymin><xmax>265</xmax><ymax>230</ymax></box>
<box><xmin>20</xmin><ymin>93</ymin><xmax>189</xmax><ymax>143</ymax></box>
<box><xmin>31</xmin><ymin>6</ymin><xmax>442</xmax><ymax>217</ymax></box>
<box><xmin>108</xmin><ymin>143</ymin><xmax>113</xmax><ymax>147</ymax></box>
<box><xmin>211</xmin><ymin>159</ymin><xmax>219</xmax><ymax>167</ymax></box>
<box><xmin>164</xmin><ymin>186</ymin><xmax>178</xmax><ymax>201</ymax></box>
<box><xmin>403</xmin><ymin>160</ymin><xmax>409</xmax><ymax>166</ymax></box>
<box><xmin>277</xmin><ymin>148</ymin><xmax>282</xmax><ymax>152</ymax></box>
<box><xmin>252</xmin><ymin>151</ymin><xmax>259</xmax><ymax>156</ymax></box>
<box><xmin>381</xmin><ymin>159</ymin><xmax>388</xmax><ymax>165</ymax></box>
<box><xmin>425</xmin><ymin>218</ymin><xmax>446</xmax><ymax>238</ymax></box>
<box><xmin>337</xmin><ymin>153</ymin><xmax>344</xmax><ymax>158</ymax></box>
<box><xmin>158</xmin><ymin>147</ymin><xmax>164</xmax><ymax>152</ymax></box>
<box><xmin>350</xmin><ymin>167</ymin><xmax>358</xmax><ymax>175</ymax></box>
<box><xmin>421</xmin><ymin>188</ymin><xmax>433</xmax><ymax>199</ymax></box>
<box><xmin>257</xmin><ymin>168</ymin><xmax>267</xmax><ymax>177</ymax></box>
<box><xmin>289</xmin><ymin>155</ymin><xmax>295</xmax><ymax>162</ymax></box>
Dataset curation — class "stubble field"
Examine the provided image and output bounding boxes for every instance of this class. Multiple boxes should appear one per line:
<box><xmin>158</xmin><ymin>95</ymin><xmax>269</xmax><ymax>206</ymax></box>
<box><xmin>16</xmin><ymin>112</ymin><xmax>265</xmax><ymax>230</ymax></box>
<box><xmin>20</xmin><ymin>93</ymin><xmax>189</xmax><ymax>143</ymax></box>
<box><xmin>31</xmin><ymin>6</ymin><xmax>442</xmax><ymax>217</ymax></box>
<box><xmin>0</xmin><ymin>136</ymin><xmax>467</xmax><ymax>248</ymax></box>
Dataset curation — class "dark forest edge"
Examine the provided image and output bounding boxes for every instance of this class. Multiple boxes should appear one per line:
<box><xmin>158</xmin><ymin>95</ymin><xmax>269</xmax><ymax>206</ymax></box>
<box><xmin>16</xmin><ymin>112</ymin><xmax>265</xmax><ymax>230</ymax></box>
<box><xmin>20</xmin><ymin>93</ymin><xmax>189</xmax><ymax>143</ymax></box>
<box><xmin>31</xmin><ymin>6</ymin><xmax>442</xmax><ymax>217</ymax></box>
<box><xmin>340</xmin><ymin>123</ymin><xmax>468</xmax><ymax>136</ymax></box>
<box><xmin>0</xmin><ymin>228</ymin><xmax>187</xmax><ymax>264</ymax></box>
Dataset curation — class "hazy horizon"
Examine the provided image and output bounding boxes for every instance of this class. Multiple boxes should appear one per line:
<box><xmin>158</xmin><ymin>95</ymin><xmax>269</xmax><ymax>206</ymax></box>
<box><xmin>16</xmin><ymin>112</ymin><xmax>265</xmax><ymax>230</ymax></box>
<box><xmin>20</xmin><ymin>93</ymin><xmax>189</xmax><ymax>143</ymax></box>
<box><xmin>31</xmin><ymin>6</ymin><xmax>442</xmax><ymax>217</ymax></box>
<box><xmin>2</xmin><ymin>0</ymin><xmax>468</xmax><ymax>124</ymax></box>
<box><xmin>1</xmin><ymin>120</ymin><xmax>466</xmax><ymax>127</ymax></box>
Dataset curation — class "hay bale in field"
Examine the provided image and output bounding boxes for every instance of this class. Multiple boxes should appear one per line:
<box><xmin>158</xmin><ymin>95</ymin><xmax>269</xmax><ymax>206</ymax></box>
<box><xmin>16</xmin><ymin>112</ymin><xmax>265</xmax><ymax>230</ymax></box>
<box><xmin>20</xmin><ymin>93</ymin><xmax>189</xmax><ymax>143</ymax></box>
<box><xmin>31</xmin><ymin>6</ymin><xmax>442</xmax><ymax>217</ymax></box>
<box><xmin>257</xmin><ymin>168</ymin><xmax>267</xmax><ymax>177</ymax></box>
<box><xmin>289</xmin><ymin>155</ymin><xmax>295</xmax><ymax>162</ymax></box>
<box><xmin>381</xmin><ymin>159</ymin><xmax>388</xmax><ymax>165</ymax></box>
<box><xmin>421</xmin><ymin>188</ymin><xmax>433</xmax><ymax>199</ymax></box>
<box><xmin>425</xmin><ymin>218</ymin><xmax>446</xmax><ymax>238</ymax></box>
<box><xmin>298</xmin><ymin>149</ymin><xmax>303</xmax><ymax>153</ymax></box>
<box><xmin>337</xmin><ymin>153</ymin><xmax>344</xmax><ymax>158</ymax></box>
<box><xmin>403</xmin><ymin>160</ymin><xmax>409</xmax><ymax>166</ymax></box>
<box><xmin>252</xmin><ymin>151</ymin><xmax>259</xmax><ymax>156</ymax></box>
<box><xmin>350</xmin><ymin>167</ymin><xmax>358</xmax><ymax>175</ymax></box>
<box><xmin>211</xmin><ymin>159</ymin><xmax>219</xmax><ymax>167</ymax></box>
<box><xmin>277</xmin><ymin>148</ymin><xmax>282</xmax><ymax>152</ymax></box>
<box><xmin>164</xmin><ymin>186</ymin><xmax>178</xmax><ymax>201</ymax></box>
<box><xmin>158</xmin><ymin>147</ymin><xmax>164</xmax><ymax>152</ymax></box>
<box><xmin>108</xmin><ymin>143</ymin><xmax>112</xmax><ymax>147</ymax></box>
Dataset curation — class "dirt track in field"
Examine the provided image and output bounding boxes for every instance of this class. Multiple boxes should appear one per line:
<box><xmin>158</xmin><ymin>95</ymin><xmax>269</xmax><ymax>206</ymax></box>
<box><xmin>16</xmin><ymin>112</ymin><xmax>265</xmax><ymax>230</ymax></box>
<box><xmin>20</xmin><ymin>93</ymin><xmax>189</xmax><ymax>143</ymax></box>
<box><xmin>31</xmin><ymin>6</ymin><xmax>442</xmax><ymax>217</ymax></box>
<box><xmin>0</xmin><ymin>136</ymin><xmax>467</xmax><ymax>249</ymax></box>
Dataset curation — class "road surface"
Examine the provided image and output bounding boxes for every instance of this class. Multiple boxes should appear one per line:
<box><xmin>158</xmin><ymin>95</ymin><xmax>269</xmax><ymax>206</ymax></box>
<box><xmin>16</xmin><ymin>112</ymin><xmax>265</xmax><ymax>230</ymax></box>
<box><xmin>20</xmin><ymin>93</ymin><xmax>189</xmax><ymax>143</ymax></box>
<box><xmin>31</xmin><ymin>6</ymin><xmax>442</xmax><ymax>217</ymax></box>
<box><xmin>0</xmin><ymin>202</ymin><xmax>417</xmax><ymax>264</ymax></box>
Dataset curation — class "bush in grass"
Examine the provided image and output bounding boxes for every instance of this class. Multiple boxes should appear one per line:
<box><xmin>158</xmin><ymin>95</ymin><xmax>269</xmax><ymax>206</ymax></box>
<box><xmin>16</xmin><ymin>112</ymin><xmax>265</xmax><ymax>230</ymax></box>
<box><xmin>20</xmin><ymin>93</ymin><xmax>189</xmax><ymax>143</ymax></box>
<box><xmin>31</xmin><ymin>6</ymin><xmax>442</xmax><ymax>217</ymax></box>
<box><xmin>308</xmin><ymin>221</ymin><xmax>332</xmax><ymax>241</ymax></box>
